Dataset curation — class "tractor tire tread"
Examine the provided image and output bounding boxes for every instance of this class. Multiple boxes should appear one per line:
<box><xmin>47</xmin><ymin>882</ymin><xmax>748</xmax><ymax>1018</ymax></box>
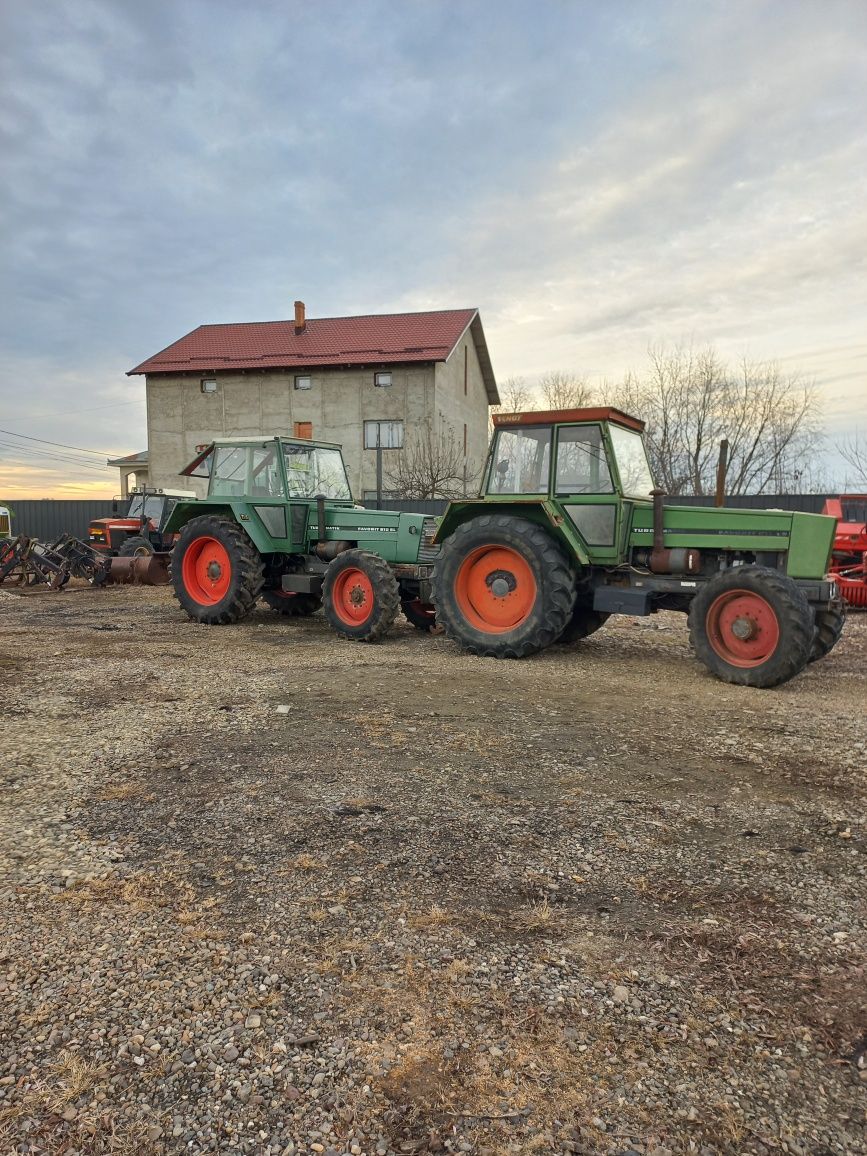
<box><xmin>809</xmin><ymin>602</ymin><xmax>845</xmax><ymax>663</ymax></box>
<box><xmin>261</xmin><ymin>589</ymin><xmax>322</xmax><ymax>616</ymax></box>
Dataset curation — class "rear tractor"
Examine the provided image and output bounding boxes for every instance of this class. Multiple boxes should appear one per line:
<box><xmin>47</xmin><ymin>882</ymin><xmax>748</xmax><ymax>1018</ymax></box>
<box><xmin>431</xmin><ymin>408</ymin><xmax>844</xmax><ymax>688</ymax></box>
<box><xmin>163</xmin><ymin>436</ymin><xmax>438</xmax><ymax>640</ymax></box>
<box><xmin>88</xmin><ymin>488</ymin><xmax>196</xmax><ymax>557</ymax></box>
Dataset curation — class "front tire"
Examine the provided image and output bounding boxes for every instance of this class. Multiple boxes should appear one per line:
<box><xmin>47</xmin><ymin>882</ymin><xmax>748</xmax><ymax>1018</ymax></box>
<box><xmin>172</xmin><ymin>516</ymin><xmax>264</xmax><ymax>624</ymax></box>
<box><xmin>688</xmin><ymin>566</ymin><xmax>813</xmax><ymax>688</ymax></box>
<box><xmin>118</xmin><ymin>535</ymin><xmax>154</xmax><ymax>558</ymax></box>
<box><xmin>432</xmin><ymin>515</ymin><xmax>575</xmax><ymax>658</ymax></box>
<box><xmin>323</xmin><ymin>550</ymin><xmax>400</xmax><ymax>642</ymax></box>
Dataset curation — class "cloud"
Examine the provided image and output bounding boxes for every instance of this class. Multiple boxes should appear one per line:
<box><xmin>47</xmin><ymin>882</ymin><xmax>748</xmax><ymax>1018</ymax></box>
<box><xmin>0</xmin><ymin>0</ymin><xmax>865</xmax><ymax>494</ymax></box>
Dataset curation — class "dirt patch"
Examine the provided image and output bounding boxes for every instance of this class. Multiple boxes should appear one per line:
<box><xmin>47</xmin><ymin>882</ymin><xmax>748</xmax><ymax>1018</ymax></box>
<box><xmin>0</xmin><ymin>586</ymin><xmax>864</xmax><ymax>1155</ymax></box>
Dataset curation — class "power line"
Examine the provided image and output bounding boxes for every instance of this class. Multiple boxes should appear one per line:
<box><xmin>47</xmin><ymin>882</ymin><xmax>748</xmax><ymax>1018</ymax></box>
<box><xmin>0</xmin><ymin>440</ymin><xmax>112</xmax><ymax>473</ymax></box>
<box><xmin>0</xmin><ymin>400</ymin><xmax>144</xmax><ymax>421</ymax></box>
<box><xmin>0</xmin><ymin>427</ymin><xmax>121</xmax><ymax>458</ymax></box>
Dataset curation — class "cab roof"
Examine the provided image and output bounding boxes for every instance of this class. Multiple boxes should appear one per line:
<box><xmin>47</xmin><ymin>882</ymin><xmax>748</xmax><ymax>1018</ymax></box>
<box><xmin>493</xmin><ymin>406</ymin><xmax>644</xmax><ymax>432</ymax></box>
<box><xmin>180</xmin><ymin>435</ymin><xmax>343</xmax><ymax>477</ymax></box>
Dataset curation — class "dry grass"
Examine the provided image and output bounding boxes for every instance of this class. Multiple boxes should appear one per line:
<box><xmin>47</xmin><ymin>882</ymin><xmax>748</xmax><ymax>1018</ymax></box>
<box><xmin>0</xmin><ymin>1052</ymin><xmax>159</xmax><ymax>1156</ymax></box>
<box><xmin>407</xmin><ymin>904</ymin><xmax>453</xmax><ymax>930</ymax></box>
<box><xmin>55</xmin><ymin>871</ymin><xmax>197</xmax><ymax>917</ymax></box>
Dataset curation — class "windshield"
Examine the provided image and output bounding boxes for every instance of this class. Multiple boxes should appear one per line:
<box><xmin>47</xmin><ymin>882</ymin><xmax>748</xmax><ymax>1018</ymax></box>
<box><xmin>607</xmin><ymin>425</ymin><xmax>655</xmax><ymax>498</ymax></box>
<box><xmin>282</xmin><ymin>444</ymin><xmax>351</xmax><ymax>500</ymax></box>
<box><xmin>127</xmin><ymin>495</ymin><xmax>165</xmax><ymax>521</ymax></box>
<box><xmin>488</xmin><ymin>426</ymin><xmax>551</xmax><ymax>494</ymax></box>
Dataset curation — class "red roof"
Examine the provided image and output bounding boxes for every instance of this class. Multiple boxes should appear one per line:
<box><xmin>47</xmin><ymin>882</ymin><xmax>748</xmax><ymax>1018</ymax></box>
<box><xmin>129</xmin><ymin>308</ymin><xmax>480</xmax><ymax>376</ymax></box>
<box><xmin>493</xmin><ymin>407</ymin><xmax>645</xmax><ymax>432</ymax></box>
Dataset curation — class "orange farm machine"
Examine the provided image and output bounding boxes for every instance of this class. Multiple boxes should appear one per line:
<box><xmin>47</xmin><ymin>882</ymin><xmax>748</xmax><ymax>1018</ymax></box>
<box><xmin>823</xmin><ymin>495</ymin><xmax>867</xmax><ymax>608</ymax></box>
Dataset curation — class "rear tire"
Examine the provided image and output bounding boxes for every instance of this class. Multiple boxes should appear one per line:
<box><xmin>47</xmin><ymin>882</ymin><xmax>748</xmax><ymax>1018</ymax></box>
<box><xmin>172</xmin><ymin>516</ymin><xmax>264</xmax><ymax>624</ymax></box>
<box><xmin>261</xmin><ymin>589</ymin><xmax>322</xmax><ymax>616</ymax></box>
<box><xmin>688</xmin><ymin>566</ymin><xmax>813</xmax><ymax>688</ymax></box>
<box><xmin>118</xmin><ymin>535</ymin><xmax>154</xmax><ymax>558</ymax></box>
<box><xmin>557</xmin><ymin>603</ymin><xmax>609</xmax><ymax>644</ymax></box>
<box><xmin>809</xmin><ymin>602</ymin><xmax>845</xmax><ymax>662</ymax></box>
<box><xmin>432</xmin><ymin>515</ymin><xmax>575</xmax><ymax>658</ymax></box>
<box><xmin>323</xmin><ymin>549</ymin><xmax>400</xmax><ymax>642</ymax></box>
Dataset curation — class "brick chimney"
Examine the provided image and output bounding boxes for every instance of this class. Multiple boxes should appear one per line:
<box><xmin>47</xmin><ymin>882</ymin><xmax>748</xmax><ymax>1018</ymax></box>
<box><xmin>294</xmin><ymin>300</ymin><xmax>306</xmax><ymax>333</ymax></box>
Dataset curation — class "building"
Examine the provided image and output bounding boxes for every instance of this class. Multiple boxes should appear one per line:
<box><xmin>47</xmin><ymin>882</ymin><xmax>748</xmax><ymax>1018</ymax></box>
<box><xmin>106</xmin><ymin>450</ymin><xmax>149</xmax><ymax>497</ymax></box>
<box><xmin>128</xmin><ymin>303</ymin><xmax>498</xmax><ymax>500</ymax></box>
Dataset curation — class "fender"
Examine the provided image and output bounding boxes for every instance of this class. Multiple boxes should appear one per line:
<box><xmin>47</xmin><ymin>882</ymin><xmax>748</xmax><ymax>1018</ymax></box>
<box><xmin>435</xmin><ymin>499</ymin><xmax>591</xmax><ymax>566</ymax></box>
<box><xmin>164</xmin><ymin>501</ymin><xmax>272</xmax><ymax>553</ymax></box>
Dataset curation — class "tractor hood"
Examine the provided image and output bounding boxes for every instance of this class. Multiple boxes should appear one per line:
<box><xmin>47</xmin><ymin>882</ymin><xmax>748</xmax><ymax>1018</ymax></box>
<box><xmin>309</xmin><ymin>505</ymin><xmax>438</xmax><ymax>565</ymax></box>
<box><xmin>629</xmin><ymin>502</ymin><xmax>837</xmax><ymax>580</ymax></box>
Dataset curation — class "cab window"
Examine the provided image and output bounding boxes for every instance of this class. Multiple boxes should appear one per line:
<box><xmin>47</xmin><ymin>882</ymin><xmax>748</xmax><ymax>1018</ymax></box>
<box><xmin>554</xmin><ymin>425</ymin><xmax>614</xmax><ymax>494</ymax></box>
<box><xmin>488</xmin><ymin>426</ymin><xmax>551</xmax><ymax>494</ymax></box>
<box><xmin>211</xmin><ymin>447</ymin><xmax>249</xmax><ymax>496</ymax></box>
<box><xmin>250</xmin><ymin>447</ymin><xmax>285</xmax><ymax>497</ymax></box>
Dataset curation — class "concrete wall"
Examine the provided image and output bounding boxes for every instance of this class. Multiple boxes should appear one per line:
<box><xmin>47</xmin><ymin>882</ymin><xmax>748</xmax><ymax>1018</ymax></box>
<box><xmin>145</xmin><ymin>363</ymin><xmax>438</xmax><ymax>499</ymax></box>
<box><xmin>432</xmin><ymin>329</ymin><xmax>490</xmax><ymax>492</ymax></box>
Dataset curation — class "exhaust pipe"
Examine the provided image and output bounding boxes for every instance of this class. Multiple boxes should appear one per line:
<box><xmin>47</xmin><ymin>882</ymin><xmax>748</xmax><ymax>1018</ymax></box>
<box><xmin>647</xmin><ymin>488</ymin><xmax>701</xmax><ymax>575</ymax></box>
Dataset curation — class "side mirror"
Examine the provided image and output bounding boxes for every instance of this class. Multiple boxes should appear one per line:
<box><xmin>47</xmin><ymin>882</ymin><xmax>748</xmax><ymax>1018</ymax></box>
<box><xmin>112</xmin><ymin>500</ymin><xmax>119</xmax><ymax>514</ymax></box>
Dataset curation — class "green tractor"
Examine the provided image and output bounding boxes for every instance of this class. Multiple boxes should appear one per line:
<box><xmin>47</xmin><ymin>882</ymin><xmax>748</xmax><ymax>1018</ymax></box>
<box><xmin>163</xmin><ymin>436</ymin><xmax>438</xmax><ymax>640</ymax></box>
<box><xmin>431</xmin><ymin>407</ymin><xmax>844</xmax><ymax>688</ymax></box>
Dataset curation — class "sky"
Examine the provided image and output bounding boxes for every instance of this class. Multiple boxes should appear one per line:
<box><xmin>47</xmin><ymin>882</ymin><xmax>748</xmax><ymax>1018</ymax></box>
<box><xmin>1</xmin><ymin>0</ymin><xmax>865</xmax><ymax>498</ymax></box>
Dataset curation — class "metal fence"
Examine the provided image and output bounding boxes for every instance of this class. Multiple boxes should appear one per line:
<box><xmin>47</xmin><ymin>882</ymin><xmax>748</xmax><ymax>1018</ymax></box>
<box><xmin>1</xmin><ymin>493</ymin><xmax>835</xmax><ymax>542</ymax></box>
<box><xmin>1</xmin><ymin>500</ymin><xmax>116</xmax><ymax>541</ymax></box>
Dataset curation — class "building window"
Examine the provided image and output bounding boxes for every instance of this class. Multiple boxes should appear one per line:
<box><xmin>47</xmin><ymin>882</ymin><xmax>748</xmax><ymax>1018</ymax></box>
<box><xmin>294</xmin><ymin>375</ymin><xmax>312</xmax><ymax>390</ymax></box>
<box><xmin>364</xmin><ymin>420</ymin><xmax>403</xmax><ymax>449</ymax></box>
<box><xmin>201</xmin><ymin>378</ymin><xmax>217</xmax><ymax>393</ymax></box>
<box><xmin>374</xmin><ymin>371</ymin><xmax>392</xmax><ymax>388</ymax></box>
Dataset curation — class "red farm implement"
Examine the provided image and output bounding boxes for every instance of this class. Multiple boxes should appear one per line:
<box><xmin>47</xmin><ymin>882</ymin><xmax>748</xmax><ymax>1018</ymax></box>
<box><xmin>822</xmin><ymin>495</ymin><xmax>867</xmax><ymax>609</ymax></box>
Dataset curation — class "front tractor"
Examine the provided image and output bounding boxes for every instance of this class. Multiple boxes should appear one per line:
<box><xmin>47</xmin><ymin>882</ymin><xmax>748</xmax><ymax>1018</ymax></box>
<box><xmin>431</xmin><ymin>408</ymin><xmax>844</xmax><ymax>688</ymax></box>
<box><xmin>163</xmin><ymin>436</ymin><xmax>438</xmax><ymax>641</ymax></box>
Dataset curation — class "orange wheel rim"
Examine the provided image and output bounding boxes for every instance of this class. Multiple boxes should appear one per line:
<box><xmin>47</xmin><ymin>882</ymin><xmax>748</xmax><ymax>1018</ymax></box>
<box><xmin>332</xmin><ymin>567</ymin><xmax>374</xmax><ymax>625</ymax></box>
<box><xmin>706</xmin><ymin>589</ymin><xmax>780</xmax><ymax>667</ymax></box>
<box><xmin>454</xmin><ymin>544</ymin><xmax>537</xmax><ymax>633</ymax></box>
<box><xmin>181</xmin><ymin>537</ymin><xmax>232</xmax><ymax>605</ymax></box>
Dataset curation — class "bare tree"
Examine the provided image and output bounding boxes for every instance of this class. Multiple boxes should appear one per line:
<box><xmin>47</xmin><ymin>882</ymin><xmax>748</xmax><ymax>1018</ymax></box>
<box><xmin>839</xmin><ymin>431</ymin><xmax>867</xmax><ymax>487</ymax></box>
<box><xmin>491</xmin><ymin>375</ymin><xmax>537</xmax><ymax>416</ymax></box>
<box><xmin>609</xmin><ymin>345</ymin><xmax>822</xmax><ymax>495</ymax></box>
<box><xmin>538</xmin><ymin>370</ymin><xmax>593</xmax><ymax>410</ymax></box>
<box><xmin>385</xmin><ymin>419</ymin><xmax>478</xmax><ymax>499</ymax></box>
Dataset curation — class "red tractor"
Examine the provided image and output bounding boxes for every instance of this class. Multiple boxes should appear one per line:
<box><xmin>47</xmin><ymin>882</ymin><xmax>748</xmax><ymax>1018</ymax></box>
<box><xmin>88</xmin><ymin>488</ymin><xmax>197</xmax><ymax>557</ymax></box>
<box><xmin>822</xmin><ymin>494</ymin><xmax>867</xmax><ymax>608</ymax></box>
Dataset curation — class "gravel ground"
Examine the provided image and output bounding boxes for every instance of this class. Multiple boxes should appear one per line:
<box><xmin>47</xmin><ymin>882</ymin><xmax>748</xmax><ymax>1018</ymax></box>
<box><xmin>0</xmin><ymin>584</ymin><xmax>864</xmax><ymax>1156</ymax></box>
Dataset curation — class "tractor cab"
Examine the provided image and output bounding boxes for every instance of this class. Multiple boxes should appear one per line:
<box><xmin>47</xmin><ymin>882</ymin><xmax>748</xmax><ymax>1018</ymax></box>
<box><xmin>0</xmin><ymin>505</ymin><xmax>11</xmax><ymax>540</ymax></box>
<box><xmin>181</xmin><ymin>436</ymin><xmax>353</xmax><ymax>503</ymax></box>
<box><xmin>482</xmin><ymin>408</ymin><xmax>654</xmax><ymax>564</ymax></box>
